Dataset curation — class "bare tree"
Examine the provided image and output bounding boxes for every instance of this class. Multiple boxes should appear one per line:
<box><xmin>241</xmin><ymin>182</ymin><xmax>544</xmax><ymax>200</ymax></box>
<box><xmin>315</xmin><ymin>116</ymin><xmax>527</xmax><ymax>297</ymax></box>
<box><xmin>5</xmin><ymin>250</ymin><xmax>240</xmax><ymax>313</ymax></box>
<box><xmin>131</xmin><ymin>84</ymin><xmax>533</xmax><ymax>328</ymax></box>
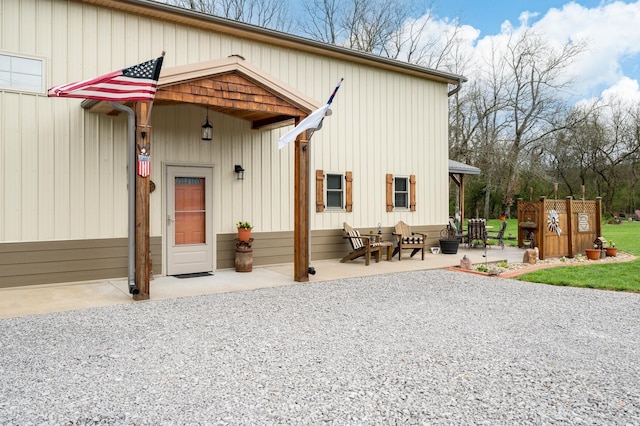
<box><xmin>298</xmin><ymin>0</ymin><xmax>462</xmax><ymax>68</ymax></box>
<box><xmin>168</xmin><ymin>0</ymin><xmax>292</xmax><ymax>32</ymax></box>
<box><xmin>491</xmin><ymin>30</ymin><xmax>585</xmax><ymax>215</ymax></box>
<box><xmin>546</xmin><ymin>97</ymin><xmax>640</xmax><ymax>213</ymax></box>
<box><xmin>298</xmin><ymin>0</ymin><xmax>343</xmax><ymax>43</ymax></box>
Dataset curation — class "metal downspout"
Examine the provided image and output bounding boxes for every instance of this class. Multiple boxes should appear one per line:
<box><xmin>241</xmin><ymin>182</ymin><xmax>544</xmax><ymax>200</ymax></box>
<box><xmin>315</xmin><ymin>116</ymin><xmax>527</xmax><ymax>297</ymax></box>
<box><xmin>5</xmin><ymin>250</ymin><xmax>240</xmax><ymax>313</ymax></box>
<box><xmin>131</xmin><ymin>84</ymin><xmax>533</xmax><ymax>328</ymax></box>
<box><xmin>448</xmin><ymin>78</ymin><xmax>464</xmax><ymax>97</ymax></box>
<box><xmin>110</xmin><ymin>102</ymin><xmax>139</xmax><ymax>295</ymax></box>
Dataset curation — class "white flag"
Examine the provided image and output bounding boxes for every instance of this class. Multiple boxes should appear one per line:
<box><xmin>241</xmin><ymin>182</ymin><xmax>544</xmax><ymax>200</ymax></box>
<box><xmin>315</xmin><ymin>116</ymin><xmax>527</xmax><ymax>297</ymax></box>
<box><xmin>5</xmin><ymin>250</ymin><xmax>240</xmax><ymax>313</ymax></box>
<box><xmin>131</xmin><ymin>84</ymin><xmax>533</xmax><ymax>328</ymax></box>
<box><xmin>278</xmin><ymin>104</ymin><xmax>330</xmax><ymax>149</ymax></box>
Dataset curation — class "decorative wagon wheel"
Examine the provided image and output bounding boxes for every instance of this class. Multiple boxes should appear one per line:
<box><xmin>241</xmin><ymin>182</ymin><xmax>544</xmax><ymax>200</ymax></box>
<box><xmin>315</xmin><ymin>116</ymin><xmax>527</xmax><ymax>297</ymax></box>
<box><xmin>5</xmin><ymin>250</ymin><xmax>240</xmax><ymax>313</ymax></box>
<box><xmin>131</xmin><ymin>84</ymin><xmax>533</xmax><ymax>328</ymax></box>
<box><xmin>547</xmin><ymin>209</ymin><xmax>562</xmax><ymax>236</ymax></box>
<box><xmin>440</xmin><ymin>226</ymin><xmax>456</xmax><ymax>239</ymax></box>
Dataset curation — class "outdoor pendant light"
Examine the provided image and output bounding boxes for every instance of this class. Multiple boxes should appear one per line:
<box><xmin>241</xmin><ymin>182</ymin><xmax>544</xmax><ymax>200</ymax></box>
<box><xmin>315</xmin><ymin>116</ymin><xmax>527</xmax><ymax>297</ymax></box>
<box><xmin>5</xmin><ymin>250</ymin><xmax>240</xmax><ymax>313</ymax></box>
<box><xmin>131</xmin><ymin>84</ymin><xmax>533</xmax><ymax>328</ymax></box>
<box><xmin>201</xmin><ymin>107</ymin><xmax>213</xmax><ymax>141</ymax></box>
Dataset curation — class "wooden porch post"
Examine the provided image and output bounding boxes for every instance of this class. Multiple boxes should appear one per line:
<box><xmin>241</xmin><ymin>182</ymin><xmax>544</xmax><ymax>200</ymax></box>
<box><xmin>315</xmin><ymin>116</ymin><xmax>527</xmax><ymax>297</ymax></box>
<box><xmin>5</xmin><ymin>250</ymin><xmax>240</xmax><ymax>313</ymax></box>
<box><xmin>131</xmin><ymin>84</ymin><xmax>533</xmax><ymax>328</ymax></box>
<box><xmin>134</xmin><ymin>102</ymin><xmax>151</xmax><ymax>300</ymax></box>
<box><xmin>294</xmin><ymin>129</ymin><xmax>310</xmax><ymax>282</ymax></box>
<box><xmin>450</xmin><ymin>173</ymin><xmax>464</xmax><ymax>226</ymax></box>
<box><xmin>459</xmin><ymin>174</ymin><xmax>465</xmax><ymax>226</ymax></box>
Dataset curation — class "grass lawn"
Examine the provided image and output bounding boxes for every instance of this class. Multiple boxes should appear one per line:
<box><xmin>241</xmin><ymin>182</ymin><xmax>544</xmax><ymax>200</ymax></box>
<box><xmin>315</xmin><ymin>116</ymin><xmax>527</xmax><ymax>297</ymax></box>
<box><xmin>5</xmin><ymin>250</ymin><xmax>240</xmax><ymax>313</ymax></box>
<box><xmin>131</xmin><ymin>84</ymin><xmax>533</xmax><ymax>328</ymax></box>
<box><xmin>515</xmin><ymin>220</ymin><xmax>640</xmax><ymax>292</ymax></box>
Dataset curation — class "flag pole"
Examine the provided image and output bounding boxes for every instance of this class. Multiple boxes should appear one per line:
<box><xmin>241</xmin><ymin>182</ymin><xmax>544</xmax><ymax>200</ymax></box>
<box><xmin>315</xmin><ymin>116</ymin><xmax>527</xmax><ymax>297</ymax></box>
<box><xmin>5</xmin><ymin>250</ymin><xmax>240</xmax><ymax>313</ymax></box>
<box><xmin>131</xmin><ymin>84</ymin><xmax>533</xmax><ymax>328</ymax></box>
<box><xmin>305</xmin><ymin>78</ymin><xmax>343</xmax><ymax>276</ymax></box>
<box><xmin>142</xmin><ymin>51</ymin><xmax>165</xmax><ymax>134</ymax></box>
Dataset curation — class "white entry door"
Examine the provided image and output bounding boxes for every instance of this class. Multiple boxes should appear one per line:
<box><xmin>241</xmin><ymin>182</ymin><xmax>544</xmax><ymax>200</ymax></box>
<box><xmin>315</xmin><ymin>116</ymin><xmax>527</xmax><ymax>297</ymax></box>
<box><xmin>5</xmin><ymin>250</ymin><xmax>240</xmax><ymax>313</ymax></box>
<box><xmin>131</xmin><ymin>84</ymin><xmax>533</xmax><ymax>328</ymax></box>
<box><xmin>166</xmin><ymin>165</ymin><xmax>214</xmax><ymax>275</ymax></box>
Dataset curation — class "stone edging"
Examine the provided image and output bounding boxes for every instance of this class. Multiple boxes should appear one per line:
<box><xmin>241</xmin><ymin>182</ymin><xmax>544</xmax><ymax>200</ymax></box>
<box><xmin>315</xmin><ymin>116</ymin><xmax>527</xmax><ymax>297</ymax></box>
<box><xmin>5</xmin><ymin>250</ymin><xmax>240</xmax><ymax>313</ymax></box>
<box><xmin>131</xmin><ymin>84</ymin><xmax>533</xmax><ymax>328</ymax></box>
<box><xmin>446</xmin><ymin>253</ymin><xmax>638</xmax><ymax>279</ymax></box>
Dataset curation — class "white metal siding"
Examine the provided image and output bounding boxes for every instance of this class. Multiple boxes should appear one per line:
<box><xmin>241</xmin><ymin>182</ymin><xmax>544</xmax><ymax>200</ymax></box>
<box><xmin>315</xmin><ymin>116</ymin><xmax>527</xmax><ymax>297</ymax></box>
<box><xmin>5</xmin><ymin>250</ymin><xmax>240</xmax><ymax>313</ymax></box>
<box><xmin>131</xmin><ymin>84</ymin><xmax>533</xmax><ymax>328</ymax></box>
<box><xmin>0</xmin><ymin>0</ymin><xmax>450</xmax><ymax>243</ymax></box>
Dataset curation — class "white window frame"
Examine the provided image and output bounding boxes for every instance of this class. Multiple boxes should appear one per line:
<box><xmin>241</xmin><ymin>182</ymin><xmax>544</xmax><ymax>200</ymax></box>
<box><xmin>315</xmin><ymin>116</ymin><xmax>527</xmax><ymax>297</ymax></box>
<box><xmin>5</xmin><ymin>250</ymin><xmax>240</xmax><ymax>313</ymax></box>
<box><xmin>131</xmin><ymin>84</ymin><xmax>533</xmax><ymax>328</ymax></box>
<box><xmin>0</xmin><ymin>52</ymin><xmax>45</xmax><ymax>94</ymax></box>
<box><xmin>325</xmin><ymin>172</ymin><xmax>345</xmax><ymax>210</ymax></box>
<box><xmin>394</xmin><ymin>176</ymin><xmax>410</xmax><ymax>210</ymax></box>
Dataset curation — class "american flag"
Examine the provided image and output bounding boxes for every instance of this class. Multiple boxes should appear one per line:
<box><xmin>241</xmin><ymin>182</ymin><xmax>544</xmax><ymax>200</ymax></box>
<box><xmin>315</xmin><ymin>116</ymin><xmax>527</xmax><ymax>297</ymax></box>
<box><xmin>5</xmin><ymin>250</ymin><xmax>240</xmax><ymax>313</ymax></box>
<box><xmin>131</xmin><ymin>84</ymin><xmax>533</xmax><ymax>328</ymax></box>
<box><xmin>47</xmin><ymin>56</ymin><xmax>164</xmax><ymax>101</ymax></box>
<box><xmin>138</xmin><ymin>154</ymin><xmax>151</xmax><ymax>178</ymax></box>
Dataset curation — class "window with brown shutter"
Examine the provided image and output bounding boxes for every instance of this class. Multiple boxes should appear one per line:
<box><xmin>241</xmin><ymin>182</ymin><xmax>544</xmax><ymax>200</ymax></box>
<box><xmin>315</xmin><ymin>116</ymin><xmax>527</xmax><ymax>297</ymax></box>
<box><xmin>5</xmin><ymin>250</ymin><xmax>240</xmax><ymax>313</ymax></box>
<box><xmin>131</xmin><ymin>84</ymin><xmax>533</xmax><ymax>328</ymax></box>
<box><xmin>387</xmin><ymin>174</ymin><xmax>416</xmax><ymax>211</ymax></box>
<box><xmin>317</xmin><ymin>170</ymin><xmax>353</xmax><ymax>212</ymax></box>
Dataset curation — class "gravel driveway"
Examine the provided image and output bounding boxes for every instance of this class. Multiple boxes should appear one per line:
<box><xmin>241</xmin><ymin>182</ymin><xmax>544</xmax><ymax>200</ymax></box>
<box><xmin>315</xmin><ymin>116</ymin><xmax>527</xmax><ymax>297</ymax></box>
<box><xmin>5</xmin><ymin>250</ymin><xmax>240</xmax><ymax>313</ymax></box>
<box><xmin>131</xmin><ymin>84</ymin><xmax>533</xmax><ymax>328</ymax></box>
<box><xmin>1</xmin><ymin>270</ymin><xmax>639</xmax><ymax>425</ymax></box>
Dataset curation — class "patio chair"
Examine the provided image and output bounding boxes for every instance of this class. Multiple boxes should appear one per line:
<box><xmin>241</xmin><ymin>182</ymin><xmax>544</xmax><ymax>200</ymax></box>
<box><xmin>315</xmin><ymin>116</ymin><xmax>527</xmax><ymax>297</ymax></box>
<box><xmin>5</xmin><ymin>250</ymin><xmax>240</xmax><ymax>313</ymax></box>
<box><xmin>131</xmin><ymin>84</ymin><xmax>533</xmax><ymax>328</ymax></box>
<box><xmin>486</xmin><ymin>220</ymin><xmax>507</xmax><ymax>249</ymax></box>
<box><xmin>392</xmin><ymin>221</ymin><xmax>427</xmax><ymax>261</ymax></box>
<box><xmin>467</xmin><ymin>218</ymin><xmax>487</xmax><ymax>248</ymax></box>
<box><xmin>340</xmin><ymin>222</ymin><xmax>386</xmax><ymax>266</ymax></box>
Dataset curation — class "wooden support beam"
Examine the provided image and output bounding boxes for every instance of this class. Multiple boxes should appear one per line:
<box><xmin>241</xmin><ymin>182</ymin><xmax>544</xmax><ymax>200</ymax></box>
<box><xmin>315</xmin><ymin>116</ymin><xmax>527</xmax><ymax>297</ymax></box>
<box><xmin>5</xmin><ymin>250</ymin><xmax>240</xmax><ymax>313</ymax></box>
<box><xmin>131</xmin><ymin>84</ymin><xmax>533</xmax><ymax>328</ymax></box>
<box><xmin>460</xmin><ymin>174</ymin><xmax>465</xmax><ymax>226</ymax></box>
<box><xmin>251</xmin><ymin>115</ymin><xmax>294</xmax><ymax>130</ymax></box>
<box><xmin>596</xmin><ymin>197</ymin><xmax>602</xmax><ymax>236</ymax></box>
<box><xmin>134</xmin><ymin>102</ymin><xmax>151</xmax><ymax>300</ymax></box>
<box><xmin>566</xmin><ymin>196</ymin><xmax>574</xmax><ymax>258</ymax></box>
<box><xmin>294</xmin><ymin>130</ymin><xmax>309</xmax><ymax>282</ymax></box>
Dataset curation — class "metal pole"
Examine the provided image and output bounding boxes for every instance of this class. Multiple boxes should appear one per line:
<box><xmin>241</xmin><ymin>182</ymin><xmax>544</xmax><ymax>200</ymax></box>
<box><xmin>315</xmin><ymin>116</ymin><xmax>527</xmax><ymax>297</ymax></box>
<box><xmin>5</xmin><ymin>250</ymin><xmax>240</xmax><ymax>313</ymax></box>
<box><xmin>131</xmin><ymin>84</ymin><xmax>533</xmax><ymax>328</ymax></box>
<box><xmin>110</xmin><ymin>102</ymin><xmax>139</xmax><ymax>294</ymax></box>
<box><xmin>307</xmin><ymin>133</ymin><xmax>315</xmax><ymax>275</ymax></box>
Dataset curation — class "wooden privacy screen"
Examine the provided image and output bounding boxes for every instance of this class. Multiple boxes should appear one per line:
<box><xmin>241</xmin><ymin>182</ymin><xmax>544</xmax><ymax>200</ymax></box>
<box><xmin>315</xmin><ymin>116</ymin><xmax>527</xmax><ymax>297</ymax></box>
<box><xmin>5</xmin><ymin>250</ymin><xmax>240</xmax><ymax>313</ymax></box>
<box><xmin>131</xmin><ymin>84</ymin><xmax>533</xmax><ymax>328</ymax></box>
<box><xmin>517</xmin><ymin>197</ymin><xmax>602</xmax><ymax>260</ymax></box>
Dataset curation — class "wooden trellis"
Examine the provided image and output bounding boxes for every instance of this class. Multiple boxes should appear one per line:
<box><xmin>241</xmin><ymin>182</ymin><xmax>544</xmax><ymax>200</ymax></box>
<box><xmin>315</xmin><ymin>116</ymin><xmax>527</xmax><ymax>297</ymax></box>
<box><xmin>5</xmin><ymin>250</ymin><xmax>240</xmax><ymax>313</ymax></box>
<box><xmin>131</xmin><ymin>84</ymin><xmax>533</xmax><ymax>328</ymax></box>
<box><xmin>517</xmin><ymin>197</ymin><xmax>602</xmax><ymax>260</ymax></box>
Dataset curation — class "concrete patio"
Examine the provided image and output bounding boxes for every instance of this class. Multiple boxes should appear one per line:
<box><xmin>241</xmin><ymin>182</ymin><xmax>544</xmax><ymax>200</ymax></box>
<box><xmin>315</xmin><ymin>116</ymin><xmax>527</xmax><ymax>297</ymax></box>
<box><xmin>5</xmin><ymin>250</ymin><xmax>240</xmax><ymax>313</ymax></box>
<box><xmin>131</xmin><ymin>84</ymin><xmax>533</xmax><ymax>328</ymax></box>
<box><xmin>0</xmin><ymin>245</ymin><xmax>527</xmax><ymax>319</ymax></box>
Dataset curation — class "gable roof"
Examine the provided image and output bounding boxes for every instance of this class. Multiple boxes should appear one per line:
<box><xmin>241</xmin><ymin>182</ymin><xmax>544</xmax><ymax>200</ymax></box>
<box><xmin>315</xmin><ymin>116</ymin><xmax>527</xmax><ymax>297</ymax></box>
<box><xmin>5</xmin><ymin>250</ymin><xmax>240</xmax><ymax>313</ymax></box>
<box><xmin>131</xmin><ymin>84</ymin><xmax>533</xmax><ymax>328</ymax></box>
<box><xmin>84</xmin><ymin>56</ymin><xmax>321</xmax><ymax>129</ymax></box>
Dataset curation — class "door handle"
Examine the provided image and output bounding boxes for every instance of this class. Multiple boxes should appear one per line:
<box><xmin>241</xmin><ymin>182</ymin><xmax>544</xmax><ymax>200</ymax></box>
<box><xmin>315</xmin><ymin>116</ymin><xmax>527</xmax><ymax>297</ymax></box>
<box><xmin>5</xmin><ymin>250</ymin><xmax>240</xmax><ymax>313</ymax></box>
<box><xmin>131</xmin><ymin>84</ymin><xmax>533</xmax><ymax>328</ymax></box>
<box><xmin>167</xmin><ymin>214</ymin><xmax>174</xmax><ymax>226</ymax></box>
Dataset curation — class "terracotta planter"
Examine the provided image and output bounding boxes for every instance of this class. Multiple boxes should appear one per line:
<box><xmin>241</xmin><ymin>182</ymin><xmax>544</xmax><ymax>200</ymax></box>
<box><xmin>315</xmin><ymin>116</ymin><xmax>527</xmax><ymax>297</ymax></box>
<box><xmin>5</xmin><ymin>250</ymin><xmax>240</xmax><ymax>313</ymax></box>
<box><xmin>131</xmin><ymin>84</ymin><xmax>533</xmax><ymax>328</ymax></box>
<box><xmin>605</xmin><ymin>247</ymin><xmax>618</xmax><ymax>257</ymax></box>
<box><xmin>237</xmin><ymin>228</ymin><xmax>252</xmax><ymax>242</ymax></box>
<box><xmin>585</xmin><ymin>249</ymin><xmax>601</xmax><ymax>260</ymax></box>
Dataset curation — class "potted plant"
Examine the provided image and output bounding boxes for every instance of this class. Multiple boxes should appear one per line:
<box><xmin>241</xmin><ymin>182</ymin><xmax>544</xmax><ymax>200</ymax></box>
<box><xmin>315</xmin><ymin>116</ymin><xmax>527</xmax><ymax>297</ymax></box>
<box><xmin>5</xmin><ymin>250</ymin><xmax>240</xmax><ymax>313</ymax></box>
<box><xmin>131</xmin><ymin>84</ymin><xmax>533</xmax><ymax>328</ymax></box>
<box><xmin>439</xmin><ymin>226</ymin><xmax>460</xmax><ymax>255</ymax></box>
<box><xmin>518</xmin><ymin>221</ymin><xmax>536</xmax><ymax>229</ymax></box>
<box><xmin>236</xmin><ymin>221</ymin><xmax>253</xmax><ymax>242</ymax></box>
<box><xmin>585</xmin><ymin>244</ymin><xmax>601</xmax><ymax>260</ymax></box>
<box><xmin>605</xmin><ymin>241</ymin><xmax>617</xmax><ymax>257</ymax></box>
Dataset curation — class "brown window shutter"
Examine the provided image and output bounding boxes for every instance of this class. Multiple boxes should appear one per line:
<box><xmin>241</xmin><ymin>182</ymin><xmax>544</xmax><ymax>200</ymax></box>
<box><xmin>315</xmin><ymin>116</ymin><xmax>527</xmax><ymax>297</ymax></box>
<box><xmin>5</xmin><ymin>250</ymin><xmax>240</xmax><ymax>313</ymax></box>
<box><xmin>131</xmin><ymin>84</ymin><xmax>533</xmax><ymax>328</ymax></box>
<box><xmin>316</xmin><ymin>170</ymin><xmax>325</xmax><ymax>212</ymax></box>
<box><xmin>386</xmin><ymin>174</ymin><xmax>394</xmax><ymax>212</ymax></box>
<box><xmin>345</xmin><ymin>171</ymin><xmax>353</xmax><ymax>212</ymax></box>
<box><xmin>410</xmin><ymin>174</ymin><xmax>416</xmax><ymax>211</ymax></box>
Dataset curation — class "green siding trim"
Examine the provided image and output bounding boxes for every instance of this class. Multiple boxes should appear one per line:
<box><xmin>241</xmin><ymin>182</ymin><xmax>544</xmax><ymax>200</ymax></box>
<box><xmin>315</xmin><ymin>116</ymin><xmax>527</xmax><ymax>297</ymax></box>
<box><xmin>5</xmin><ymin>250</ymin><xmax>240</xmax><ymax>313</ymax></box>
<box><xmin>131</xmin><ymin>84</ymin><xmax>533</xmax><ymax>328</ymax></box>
<box><xmin>0</xmin><ymin>237</ymin><xmax>162</xmax><ymax>288</ymax></box>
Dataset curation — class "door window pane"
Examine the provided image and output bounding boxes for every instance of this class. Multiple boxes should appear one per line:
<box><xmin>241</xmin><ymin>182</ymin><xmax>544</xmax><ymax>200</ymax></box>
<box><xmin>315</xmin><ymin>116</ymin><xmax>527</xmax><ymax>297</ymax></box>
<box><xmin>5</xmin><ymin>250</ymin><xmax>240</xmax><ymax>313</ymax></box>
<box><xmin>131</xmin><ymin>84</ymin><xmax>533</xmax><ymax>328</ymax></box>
<box><xmin>175</xmin><ymin>177</ymin><xmax>205</xmax><ymax>245</ymax></box>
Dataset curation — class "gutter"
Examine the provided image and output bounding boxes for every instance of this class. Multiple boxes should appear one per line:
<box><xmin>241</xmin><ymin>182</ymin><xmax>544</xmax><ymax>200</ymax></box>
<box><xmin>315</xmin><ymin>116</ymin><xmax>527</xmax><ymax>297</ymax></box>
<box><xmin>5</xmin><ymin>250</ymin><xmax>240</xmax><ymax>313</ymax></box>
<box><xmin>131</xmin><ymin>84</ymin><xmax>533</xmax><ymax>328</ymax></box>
<box><xmin>448</xmin><ymin>78</ymin><xmax>465</xmax><ymax>97</ymax></box>
<box><xmin>82</xmin><ymin>99</ymin><xmax>138</xmax><ymax>295</ymax></box>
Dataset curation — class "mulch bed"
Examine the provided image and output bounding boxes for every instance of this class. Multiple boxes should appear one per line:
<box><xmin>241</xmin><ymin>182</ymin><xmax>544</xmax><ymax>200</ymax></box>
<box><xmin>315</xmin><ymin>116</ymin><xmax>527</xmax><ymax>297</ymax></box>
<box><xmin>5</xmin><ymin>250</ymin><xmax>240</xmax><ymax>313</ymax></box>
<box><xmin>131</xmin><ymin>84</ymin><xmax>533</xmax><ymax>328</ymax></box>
<box><xmin>447</xmin><ymin>251</ymin><xmax>637</xmax><ymax>279</ymax></box>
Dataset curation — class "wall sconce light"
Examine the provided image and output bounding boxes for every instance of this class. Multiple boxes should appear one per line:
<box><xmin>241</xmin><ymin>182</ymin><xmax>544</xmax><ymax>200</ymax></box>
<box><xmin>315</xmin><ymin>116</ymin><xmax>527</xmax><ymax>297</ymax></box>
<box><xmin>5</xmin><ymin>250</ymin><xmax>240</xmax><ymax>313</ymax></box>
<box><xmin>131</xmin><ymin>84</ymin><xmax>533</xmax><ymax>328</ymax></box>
<box><xmin>201</xmin><ymin>107</ymin><xmax>212</xmax><ymax>141</ymax></box>
<box><xmin>234</xmin><ymin>164</ymin><xmax>245</xmax><ymax>180</ymax></box>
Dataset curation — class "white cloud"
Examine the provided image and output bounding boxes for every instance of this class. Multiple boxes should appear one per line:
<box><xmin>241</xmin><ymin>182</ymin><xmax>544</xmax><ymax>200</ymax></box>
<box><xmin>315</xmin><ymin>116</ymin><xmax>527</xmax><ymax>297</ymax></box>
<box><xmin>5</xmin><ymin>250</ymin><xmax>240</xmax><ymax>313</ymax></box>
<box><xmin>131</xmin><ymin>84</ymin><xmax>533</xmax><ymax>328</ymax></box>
<box><xmin>600</xmin><ymin>76</ymin><xmax>640</xmax><ymax>104</ymax></box>
<box><xmin>417</xmin><ymin>1</ymin><xmax>640</xmax><ymax>104</ymax></box>
<box><xmin>530</xmin><ymin>1</ymin><xmax>640</xmax><ymax>101</ymax></box>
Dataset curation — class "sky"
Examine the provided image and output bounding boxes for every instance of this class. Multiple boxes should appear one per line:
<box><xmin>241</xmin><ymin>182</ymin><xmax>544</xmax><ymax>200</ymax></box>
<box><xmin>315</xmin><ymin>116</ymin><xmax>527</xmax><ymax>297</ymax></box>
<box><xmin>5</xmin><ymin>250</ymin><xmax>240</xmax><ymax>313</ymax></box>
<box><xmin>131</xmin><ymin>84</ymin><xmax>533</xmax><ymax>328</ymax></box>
<box><xmin>426</xmin><ymin>0</ymin><xmax>640</xmax><ymax>105</ymax></box>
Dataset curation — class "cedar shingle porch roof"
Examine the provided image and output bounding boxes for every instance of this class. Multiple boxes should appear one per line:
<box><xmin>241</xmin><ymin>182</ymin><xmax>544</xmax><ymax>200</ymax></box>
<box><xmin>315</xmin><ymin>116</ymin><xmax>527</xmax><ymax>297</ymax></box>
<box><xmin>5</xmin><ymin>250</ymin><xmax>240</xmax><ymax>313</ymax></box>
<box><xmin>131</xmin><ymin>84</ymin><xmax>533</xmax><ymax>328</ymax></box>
<box><xmin>83</xmin><ymin>56</ymin><xmax>322</xmax><ymax>130</ymax></box>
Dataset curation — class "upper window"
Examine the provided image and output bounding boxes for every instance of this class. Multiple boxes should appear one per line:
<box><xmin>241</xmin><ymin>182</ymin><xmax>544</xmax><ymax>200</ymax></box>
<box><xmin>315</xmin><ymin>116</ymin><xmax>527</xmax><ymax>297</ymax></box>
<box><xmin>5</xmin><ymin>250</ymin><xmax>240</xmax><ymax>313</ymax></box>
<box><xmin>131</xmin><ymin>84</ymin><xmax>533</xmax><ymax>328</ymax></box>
<box><xmin>326</xmin><ymin>173</ymin><xmax>344</xmax><ymax>209</ymax></box>
<box><xmin>394</xmin><ymin>176</ymin><xmax>409</xmax><ymax>209</ymax></box>
<box><xmin>0</xmin><ymin>53</ymin><xmax>44</xmax><ymax>93</ymax></box>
